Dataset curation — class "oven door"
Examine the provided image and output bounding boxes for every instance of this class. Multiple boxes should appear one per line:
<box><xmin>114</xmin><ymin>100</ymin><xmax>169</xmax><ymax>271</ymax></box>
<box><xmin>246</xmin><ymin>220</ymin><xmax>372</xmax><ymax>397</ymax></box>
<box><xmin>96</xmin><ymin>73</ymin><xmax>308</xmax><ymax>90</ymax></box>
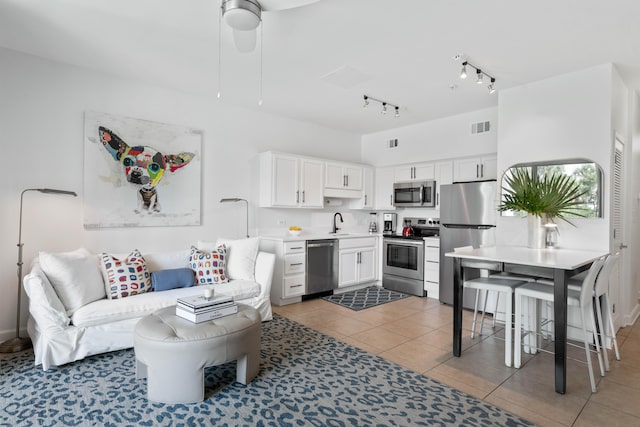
<box><xmin>383</xmin><ymin>238</ymin><xmax>425</xmax><ymax>281</ymax></box>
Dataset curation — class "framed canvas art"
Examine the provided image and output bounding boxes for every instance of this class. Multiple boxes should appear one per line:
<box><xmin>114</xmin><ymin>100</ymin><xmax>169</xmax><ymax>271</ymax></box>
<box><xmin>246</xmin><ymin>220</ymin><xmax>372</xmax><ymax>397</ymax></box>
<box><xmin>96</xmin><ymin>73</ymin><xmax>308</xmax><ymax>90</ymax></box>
<box><xmin>83</xmin><ymin>111</ymin><xmax>202</xmax><ymax>228</ymax></box>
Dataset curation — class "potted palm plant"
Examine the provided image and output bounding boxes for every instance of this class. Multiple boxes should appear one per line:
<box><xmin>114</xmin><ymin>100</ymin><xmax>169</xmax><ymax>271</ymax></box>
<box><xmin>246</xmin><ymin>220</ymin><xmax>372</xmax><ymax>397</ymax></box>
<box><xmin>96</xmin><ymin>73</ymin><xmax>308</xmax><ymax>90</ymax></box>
<box><xmin>498</xmin><ymin>168</ymin><xmax>586</xmax><ymax>248</ymax></box>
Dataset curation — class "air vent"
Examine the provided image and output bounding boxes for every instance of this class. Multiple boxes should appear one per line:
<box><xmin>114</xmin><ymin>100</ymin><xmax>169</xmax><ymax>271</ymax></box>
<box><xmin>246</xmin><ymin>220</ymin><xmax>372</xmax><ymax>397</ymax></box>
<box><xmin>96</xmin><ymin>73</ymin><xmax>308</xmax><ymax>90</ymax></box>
<box><xmin>387</xmin><ymin>138</ymin><xmax>398</xmax><ymax>149</ymax></box>
<box><xmin>471</xmin><ymin>121</ymin><xmax>491</xmax><ymax>134</ymax></box>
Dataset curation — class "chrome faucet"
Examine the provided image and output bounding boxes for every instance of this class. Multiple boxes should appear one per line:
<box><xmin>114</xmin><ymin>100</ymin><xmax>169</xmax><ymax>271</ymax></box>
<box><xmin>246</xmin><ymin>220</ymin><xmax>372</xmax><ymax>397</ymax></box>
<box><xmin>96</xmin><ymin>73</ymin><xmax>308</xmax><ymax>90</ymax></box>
<box><xmin>332</xmin><ymin>212</ymin><xmax>344</xmax><ymax>234</ymax></box>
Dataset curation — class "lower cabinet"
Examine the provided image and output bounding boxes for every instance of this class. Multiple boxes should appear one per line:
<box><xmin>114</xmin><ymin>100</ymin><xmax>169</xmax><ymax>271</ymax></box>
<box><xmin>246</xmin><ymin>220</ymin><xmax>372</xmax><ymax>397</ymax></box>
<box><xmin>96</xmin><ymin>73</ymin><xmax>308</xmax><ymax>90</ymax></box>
<box><xmin>338</xmin><ymin>237</ymin><xmax>377</xmax><ymax>288</ymax></box>
<box><xmin>260</xmin><ymin>238</ymin><xmax>306</xmax><ymax>306</ymax></box>
<box><xmin>424</xmin><ymin>237</ymin><xmax>440</xmax><ymax>299</ymax></box>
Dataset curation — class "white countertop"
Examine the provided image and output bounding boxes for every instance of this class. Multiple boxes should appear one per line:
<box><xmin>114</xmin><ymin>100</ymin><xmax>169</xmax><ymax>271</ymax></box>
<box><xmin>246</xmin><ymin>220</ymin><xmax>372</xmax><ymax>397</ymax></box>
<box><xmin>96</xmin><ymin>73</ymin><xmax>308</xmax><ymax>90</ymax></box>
<box><xmin>260</xmin><ymin>231</ymin><xmax>381</xmax><ymax>242</ymax></box>
<box><xmin>445</xmin><ymin>245</ymin><xmax>608</xmax><ymax>270</ymax></box>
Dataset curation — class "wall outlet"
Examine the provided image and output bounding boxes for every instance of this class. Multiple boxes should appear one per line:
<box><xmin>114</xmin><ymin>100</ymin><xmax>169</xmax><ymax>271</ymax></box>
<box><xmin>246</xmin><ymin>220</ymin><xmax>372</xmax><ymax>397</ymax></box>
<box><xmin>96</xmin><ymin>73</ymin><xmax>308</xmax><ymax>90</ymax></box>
<box><xmin>277</xmin><ymin>220</ymin><xmax>286</xmax><ymax>225</ymax></box>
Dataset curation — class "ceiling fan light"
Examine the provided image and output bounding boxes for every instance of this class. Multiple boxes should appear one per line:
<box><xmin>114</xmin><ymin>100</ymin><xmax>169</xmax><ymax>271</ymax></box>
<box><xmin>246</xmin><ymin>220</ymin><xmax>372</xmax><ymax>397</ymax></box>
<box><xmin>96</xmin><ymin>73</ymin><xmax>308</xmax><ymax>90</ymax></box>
<box><xmin>223</xmin><ymin>0</ymin><xmax>262</xmax><ymax>31</ymax></box>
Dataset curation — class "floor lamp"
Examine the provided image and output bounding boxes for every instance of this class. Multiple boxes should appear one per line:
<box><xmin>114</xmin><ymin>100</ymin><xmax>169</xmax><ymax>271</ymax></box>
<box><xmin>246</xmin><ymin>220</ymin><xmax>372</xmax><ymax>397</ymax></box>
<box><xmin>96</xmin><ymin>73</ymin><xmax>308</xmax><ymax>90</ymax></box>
<box><xmin>0</xmin><ymin>188</ymin><xmax>77</xmax><ymax>353</ymax></box>
<box><xmin>219</xmin><ymin>198</ymin><xmax>249</xmax><ymax>238</ymax></box>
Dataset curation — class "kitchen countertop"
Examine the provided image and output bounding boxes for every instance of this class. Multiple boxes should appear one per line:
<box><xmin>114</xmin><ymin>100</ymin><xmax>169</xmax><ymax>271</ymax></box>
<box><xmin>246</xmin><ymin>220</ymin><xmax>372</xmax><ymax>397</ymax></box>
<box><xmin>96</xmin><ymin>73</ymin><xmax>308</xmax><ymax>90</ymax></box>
<box><xmin>260</xmin><ymin>231</ymin><xmax>381</xmax><ymax>242</ymax></box>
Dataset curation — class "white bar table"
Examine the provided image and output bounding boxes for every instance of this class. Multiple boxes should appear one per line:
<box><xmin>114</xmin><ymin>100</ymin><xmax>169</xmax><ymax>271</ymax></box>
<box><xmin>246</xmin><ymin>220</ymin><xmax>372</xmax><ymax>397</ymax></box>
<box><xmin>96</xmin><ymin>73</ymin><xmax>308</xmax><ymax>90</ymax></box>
<box><xmin>446</xmin><ymin>245</ymin><xmax>608</xmax><ymax>394</ymax></box>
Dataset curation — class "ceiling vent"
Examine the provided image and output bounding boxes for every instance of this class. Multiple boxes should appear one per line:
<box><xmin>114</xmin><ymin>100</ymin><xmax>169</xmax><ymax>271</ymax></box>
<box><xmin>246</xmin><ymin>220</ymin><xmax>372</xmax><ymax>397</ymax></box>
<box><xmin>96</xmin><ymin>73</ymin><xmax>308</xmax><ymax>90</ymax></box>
<box><xmin>471</xmin><ymin>121</ymin><xmax>491</xmax><ymax>135</ymax></box>
<box><xmin>386</xmin><ymin>138</ymin><xmax>398</xmax><ymax>149</ymax></box>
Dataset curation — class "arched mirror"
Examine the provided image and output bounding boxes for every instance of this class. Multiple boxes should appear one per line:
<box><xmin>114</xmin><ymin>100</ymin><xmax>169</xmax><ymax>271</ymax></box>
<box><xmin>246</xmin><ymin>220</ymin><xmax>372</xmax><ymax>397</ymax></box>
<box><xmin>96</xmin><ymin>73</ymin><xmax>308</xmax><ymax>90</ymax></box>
<box><xmin>501</xmin><ymin>159</ymin><xmax>603</xmax><ymax>218</ymax></box>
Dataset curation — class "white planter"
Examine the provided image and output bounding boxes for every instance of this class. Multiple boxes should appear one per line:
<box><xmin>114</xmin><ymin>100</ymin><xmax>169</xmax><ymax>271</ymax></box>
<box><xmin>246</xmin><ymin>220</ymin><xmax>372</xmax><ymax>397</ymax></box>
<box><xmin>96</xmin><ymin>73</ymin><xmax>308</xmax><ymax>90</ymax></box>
<box><xmin>527</xmin><ymin>215</ymin><xmax>546</xmax><ymax>249</ymax></box>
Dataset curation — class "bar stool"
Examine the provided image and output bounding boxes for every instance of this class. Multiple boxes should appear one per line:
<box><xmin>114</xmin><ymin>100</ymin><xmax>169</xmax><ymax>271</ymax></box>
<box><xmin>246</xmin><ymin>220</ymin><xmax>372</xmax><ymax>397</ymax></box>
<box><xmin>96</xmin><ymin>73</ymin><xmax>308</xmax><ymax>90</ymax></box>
<box><xmin>454</xmin><ymin>246</ymin><xmax>528</xmax><ymax>367</ymax></box>
<box><xmin>514</xmin><ymin>257</ymin><xmax>606</xmax><ymax>393</ymax></box>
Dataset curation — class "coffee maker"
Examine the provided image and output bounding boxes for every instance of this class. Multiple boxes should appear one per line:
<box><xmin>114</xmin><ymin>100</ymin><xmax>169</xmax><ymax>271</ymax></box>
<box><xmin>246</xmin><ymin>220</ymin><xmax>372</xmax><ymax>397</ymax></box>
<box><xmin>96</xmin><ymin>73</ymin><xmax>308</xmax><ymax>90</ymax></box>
<box><xmin>382</xmin><ymin>213</ymin><xmax>397</xmax><ymax>235</ymax></box>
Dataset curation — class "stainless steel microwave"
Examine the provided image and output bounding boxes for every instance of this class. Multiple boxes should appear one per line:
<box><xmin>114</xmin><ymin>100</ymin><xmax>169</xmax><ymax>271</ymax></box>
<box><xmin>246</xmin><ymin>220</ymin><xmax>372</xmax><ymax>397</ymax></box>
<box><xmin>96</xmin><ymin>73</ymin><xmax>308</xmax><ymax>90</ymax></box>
<box><xmin>393</xmin><ymin>180</ymin><xmax>436</xmax><ymax>207</ymax></box>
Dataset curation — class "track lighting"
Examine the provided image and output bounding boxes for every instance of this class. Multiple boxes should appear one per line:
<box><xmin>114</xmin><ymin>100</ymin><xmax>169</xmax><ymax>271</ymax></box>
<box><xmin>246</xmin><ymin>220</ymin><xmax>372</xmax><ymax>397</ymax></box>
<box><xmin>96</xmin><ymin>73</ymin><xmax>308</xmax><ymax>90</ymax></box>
<box><xmin>458</xmin><ymin>60</ymin><xmax>496</xmax><ymax>94</ymax></box>
<box><xmin>362</xmin><ymin>95</ymin><xmax>400</xmax><ymax>118</ymax></box>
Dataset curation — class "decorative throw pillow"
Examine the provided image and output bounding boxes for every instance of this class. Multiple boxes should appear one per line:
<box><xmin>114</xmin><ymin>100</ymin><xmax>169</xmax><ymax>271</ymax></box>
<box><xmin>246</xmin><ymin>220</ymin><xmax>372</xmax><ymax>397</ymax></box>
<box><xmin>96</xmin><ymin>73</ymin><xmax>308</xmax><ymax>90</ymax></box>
<box><xmin>198</xmin><ymin>237</ymin><xmax>259</xmax><ymax>281</ymax></box>
<box><xmin>100</xmin><ymin>250</ymin><xmax>151</xmax><ymax>299</ymax></box>
<box><xmin>151</xmin><ymin>268</ymin><xmax>196</xmax><ymax>291</ymax></box>
<box><xmin>39</xmin><ymin>248</ymin><xmax>106</xmax><ymax>314</ymax></box>
<box><xmin>189</xmin><ymin>246</ymin><xmax>228</xmax><ymax>285</ymax></box>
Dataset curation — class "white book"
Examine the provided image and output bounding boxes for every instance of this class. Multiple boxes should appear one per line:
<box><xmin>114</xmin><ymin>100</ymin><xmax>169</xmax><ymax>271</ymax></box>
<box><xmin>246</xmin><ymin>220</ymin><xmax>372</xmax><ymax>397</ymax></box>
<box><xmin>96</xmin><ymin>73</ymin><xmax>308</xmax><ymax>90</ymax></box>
<box><xmin>177</xmin><ymin>294</ymin><xmax>233</xmax><ymax>311</ymax></box>
<box><xmin>177</xmin><ymin>299</ymin><xmax>235</xmax><ymax>313</ymax></box>
<box><xmin>175</xmin><ymin>304</ymin><xmax>238</xmax><ymax>324</ymax></box>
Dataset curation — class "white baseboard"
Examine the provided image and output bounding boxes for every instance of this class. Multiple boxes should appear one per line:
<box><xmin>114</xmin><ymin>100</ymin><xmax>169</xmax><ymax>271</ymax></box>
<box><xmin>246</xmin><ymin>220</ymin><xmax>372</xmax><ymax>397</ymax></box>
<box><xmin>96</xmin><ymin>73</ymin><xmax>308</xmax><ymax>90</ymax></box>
<box><xmin>623</xmin><ymin>301</ymin><xmax>640</xmax><ymax>328</ymax></box>
<box><xmin>0</xmin><ymin>326</ymin><xmax>28</xmax><ymax>342</ymax></box>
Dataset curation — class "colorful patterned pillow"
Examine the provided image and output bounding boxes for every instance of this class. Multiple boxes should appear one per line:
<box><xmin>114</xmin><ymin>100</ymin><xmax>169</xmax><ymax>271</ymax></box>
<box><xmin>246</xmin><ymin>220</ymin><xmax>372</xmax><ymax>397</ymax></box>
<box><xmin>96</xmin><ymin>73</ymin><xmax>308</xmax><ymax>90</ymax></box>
<box><xmin>189</xmin><ymin>245</ymin><xmax>228</xmax><ymax>285</ymax></box>
<box><xmin>100</xmin><ymin>250</ymin><xmax>151</xmax><ymax>299</ymax></box>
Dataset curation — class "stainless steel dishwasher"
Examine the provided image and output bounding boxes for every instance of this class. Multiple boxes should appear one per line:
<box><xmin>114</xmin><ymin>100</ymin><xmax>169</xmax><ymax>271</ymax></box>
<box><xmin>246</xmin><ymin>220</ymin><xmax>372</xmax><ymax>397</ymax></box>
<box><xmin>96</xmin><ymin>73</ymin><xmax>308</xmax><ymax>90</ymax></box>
<box><xmin>305</xmin><ymin>239</ymin><xmax>338</xmax><ymax>297</ymax></box>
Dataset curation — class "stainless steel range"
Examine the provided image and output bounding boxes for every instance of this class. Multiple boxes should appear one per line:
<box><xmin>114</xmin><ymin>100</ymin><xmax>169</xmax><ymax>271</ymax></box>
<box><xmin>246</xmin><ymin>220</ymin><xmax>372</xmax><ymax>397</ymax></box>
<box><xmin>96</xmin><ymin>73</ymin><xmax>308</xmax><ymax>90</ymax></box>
<box><xmin>382</xmin><ymin>217</ymin><xmax>440</xmax><ymax>297</ymax></box>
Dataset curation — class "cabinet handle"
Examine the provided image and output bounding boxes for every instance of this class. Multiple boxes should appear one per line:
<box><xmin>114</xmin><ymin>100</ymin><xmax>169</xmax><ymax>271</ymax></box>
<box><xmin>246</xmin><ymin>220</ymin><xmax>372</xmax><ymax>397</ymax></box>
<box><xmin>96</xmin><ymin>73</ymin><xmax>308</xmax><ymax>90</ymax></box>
<box><xmin>291</xmin><ymin>247</ymin><xmax>303</xmax><ymax>250</ymax></box>
<box><xmin>296</xmin><ymin>190</ymin><xmax>299</xmax><ymax>203</ymax></box>
<box><xmin>436</xmin><ymin>192</ymin><xmax>439</xmax><ymax>206</ymax></box>
<box><xmin>346</xmin><ymin>175</ymin><xmax>349</xmax><ymax>187</ymax></box>
<box><xmin>364</xmin><ymin>194</ymin><xmax>367</xmax><ymax>205</ymax></box>
<box><xmin>476</xmin><ymin>164</ymin><xmax>479</xmax><ymax>178</ymax></box>
<box><xmin>290</xmin><ymin>262</ymin><xmax>303</xmax><ymax>266</ymax></box>
<box><xmin>390</xmin><ymin>194</ymin><xmax>393</xmax><ymax>205</ymax></box>
<box><xmin>291</xmin><ymin>284</ymin><xmax>303</xmax><ymax>288</ymax></box>
<box><xmin>302</xmin><ymin>190</ymin><xmax>305</xmax><ymax>203</ymax></box>
<box><xmin>358</xmin><ymin>252</ymin><xmax>361</xmax><ymax>264</ymax></box>
<box><xmin>480</xmin><ymin>164</ymin><xmax>484</xmax><ymax>178</ymax></box>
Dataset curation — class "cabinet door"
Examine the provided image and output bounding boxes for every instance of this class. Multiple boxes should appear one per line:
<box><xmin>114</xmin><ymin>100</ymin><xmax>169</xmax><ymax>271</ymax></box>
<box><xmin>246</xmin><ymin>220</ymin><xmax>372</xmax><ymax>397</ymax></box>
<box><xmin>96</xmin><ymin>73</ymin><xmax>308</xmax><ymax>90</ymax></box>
<box><xmin>453</xmin><ymin>157</ymin><xmax>481</xmax><ymax>182</ymax></box>
<box><xmin>272</xmin><ymin>155</ymin><xmax>300</xmax><ymax>207</ymax></box>
<box><xmin>284</xmin><ymin>275</ymin><xmax>305</xmax><ymax>298</ymax></box>
<box><xmin>480</xmin><ymin>155</ymin><xmax>497</xmax><ymax>180</ymax></box>
<box><xmin>344</xmin><ymin>166</ymin><xmax>362</xmax><ymax>190</ymax></box>
<box><xmin>414</xmin><ymin>163</ymin><xmax>435</xmax><ymax>180</ymax></box>
<box><xmin>357</xmin><ymin>247</ymin><xmax>377</xmax><ymax>283</ymax></box>
<box><xmin>338</xmin><ymin>250</ymin><xmax>358</xmax><ymax>288</ymax></box>
<box><xmin>325</xmin><ymin>163</ymin><xmax>345</xmax><ymax>189</ymax></box>
<box><xmin>394</xmin><ymin>166</ymin><xmax>413</xmax><ymax>182</ymax></box>
<box><xmin>374</xmin><ymin>167</ymin><xmax>396</xmax><ymax>210</ymax></box>
<box><xmin>300</xmin><ymin>159</ymin><xmax>324</xmax><ymax>207</ymax></box>
<box><xmin>361</xmin><ymin>167</ymin><xmax>374</xmax><ymax>208</ymax></box>
<box><xmin>435</xmin><ymin>161</ymin><xmax>453</xmax><ymax>209</ymax></box>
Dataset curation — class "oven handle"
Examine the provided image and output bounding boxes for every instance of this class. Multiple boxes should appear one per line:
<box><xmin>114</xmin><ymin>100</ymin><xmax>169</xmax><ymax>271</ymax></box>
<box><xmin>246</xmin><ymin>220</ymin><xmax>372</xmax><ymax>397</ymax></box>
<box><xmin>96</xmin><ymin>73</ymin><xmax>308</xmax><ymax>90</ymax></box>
<box><xmin>384</xmin><ymin>238</ymin><xmax>425</xmax><ymax>246</ymax></box>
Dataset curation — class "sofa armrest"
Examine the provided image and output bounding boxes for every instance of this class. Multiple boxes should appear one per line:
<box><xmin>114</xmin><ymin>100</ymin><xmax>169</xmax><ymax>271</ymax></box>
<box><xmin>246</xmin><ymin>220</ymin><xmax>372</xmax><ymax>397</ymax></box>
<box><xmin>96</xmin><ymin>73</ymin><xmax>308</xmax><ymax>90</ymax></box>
<box><xmin>23</xmin><ymin>262</ymin><xmax>70</xmax><ymax>331</ymax></box>
<box><xmin>254</xmin><ymin>251</ymin><xmax>275</xmax><ymax>299</ymax></box>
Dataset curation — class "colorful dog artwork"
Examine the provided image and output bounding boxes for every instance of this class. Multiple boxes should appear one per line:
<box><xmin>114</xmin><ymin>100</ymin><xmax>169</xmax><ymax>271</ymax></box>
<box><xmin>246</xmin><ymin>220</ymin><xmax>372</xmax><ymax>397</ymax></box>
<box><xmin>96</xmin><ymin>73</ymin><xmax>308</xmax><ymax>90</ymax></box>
<box><xmin>99</xmin><ymin>126</ymin><xmax>195</xmax><ymax>214</ymax></box>
<box><xmin>83</xmin><ymin>111</ymin><xmax>202</xmax><ymax>228</ymax></box>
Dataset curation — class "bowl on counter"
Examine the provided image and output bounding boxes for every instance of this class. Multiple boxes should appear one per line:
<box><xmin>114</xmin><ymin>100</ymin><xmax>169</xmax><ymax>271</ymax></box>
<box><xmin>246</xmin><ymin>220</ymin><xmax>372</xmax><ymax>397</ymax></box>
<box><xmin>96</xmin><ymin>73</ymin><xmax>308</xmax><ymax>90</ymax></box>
<box><xmin>288</xmin><ymin>228</ymin><xmax>302</xmax><ymax>236</ymax></box>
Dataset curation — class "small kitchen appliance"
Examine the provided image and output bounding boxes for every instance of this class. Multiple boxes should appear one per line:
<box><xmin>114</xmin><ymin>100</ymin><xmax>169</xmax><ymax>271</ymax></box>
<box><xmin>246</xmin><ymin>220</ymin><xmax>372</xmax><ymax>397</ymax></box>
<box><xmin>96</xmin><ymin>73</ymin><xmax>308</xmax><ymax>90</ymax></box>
<box><xmin>382</xmin><ymin>213</ymin><xmax>397</xmax><ymax>235</ymax></box>
<box><xmin>368</xmin><ymin>212</ymin><xmax>378</xmax><ymax>233</ymax></box>
<box><xmin>402</xmin><ymin>219</ymin><xmax>414</xmax><ymax>237</ymax></box>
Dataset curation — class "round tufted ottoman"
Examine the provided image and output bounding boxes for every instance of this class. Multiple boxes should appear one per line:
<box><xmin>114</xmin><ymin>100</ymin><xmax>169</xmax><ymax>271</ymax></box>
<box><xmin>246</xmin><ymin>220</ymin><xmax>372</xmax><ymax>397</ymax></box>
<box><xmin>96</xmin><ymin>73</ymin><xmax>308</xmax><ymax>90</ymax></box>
<box><xmin>134</xmin><ymin>303</ymin><xmax>261</xmax><ymax>404</ymax></box>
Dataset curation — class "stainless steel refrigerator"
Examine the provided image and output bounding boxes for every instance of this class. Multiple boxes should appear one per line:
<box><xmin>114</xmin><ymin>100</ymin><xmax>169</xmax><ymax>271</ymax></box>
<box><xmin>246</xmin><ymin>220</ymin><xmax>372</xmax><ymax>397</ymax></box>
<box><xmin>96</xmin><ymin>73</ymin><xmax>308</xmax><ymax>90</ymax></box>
<box><xmin>439</xmin><ymin>180</ymin><xmax>497</xmax><ymax>307</ymax></box>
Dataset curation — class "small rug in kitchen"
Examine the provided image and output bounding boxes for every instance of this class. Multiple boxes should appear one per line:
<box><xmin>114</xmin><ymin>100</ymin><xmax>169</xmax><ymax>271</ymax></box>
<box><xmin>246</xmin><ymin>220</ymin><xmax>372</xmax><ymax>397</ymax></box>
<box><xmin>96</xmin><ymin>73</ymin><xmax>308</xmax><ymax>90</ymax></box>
<box><xmin>323</xmin><ymin>285</ymin><xmax>409</xmax><ymax>311</ymax></box>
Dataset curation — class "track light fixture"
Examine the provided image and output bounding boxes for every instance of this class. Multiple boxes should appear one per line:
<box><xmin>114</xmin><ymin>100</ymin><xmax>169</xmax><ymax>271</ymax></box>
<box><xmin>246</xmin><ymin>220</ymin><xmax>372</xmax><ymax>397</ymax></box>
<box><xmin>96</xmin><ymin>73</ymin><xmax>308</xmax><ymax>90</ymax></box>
<box><xmin>362</xmin><ymin>95</ymin><xmax>400</xmax><ymax>118</ymax></box>
<box><xmin>459</xmin><ymin>61</ymin><xmax>496</xmax><ymax>94</ymax></box>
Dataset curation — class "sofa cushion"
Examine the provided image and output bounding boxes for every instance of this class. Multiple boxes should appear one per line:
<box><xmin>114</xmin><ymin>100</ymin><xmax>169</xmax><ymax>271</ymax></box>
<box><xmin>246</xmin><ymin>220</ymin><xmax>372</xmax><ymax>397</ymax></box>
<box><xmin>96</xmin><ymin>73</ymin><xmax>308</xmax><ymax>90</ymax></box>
<box><xmin>39</xmin><ymin>248</ymin><xmax>106</xmax><ymax>315</ymax></box>
<box><xmin>189</xmin><ymin>246</ymin><xmax>228</xmax><ymax>285</ymax></box>
<box><xmin>151</xmin><ymin>268</ymin><xmax>195</xmax><ymax>291</ymax></box>
<box><xmin>198</xmin><ymin>237</ymin><xmax>259</xmax><ymax>281</ymax></box>
<box><xmin>70</xmin><ymin>280</ymin><xmax>260</xmax><ymax>328</ymax></box>
<box><xmin>100</xmin><ymin>250</ymin><xmax>151</xmax><ymax>299</ymax></box>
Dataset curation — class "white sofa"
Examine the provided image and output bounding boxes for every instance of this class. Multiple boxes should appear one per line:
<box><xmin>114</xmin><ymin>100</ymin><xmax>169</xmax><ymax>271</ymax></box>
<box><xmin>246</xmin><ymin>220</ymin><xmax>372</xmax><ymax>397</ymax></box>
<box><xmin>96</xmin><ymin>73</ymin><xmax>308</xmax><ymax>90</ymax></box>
<box><xmin>23</xmin><ymin>248</ymin><xmax>275</xmax><ymax>370</ymax></box>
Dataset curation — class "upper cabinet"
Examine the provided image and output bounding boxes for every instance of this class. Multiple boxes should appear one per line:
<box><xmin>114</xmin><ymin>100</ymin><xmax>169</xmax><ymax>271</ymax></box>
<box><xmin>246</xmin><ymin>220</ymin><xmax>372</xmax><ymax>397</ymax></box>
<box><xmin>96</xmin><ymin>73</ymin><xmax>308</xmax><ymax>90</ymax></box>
<box><xmin>395</xmin><ymin>163</ymin><xmax>435</xmax><ymax>182</ymax></box>
<box><xmin>350</xmin><ymin>166</ymin><xmax>374</xmax><ymax>210</ymax></box>
<box><xmin>434</xmin><ymin>161</ymin><xmax>453</xmax><ymax>209</ymax></box>
<box><xmin>325</xmin><ymin>162</ymin><xmax>363</xmax><ymax>191</ymax></box>
<box><xmin>374</xmin><ymin>167</ymin><xmax>396</xmax><ymax>210</ymax></box>
<box><xmin>453</xmin><ymin>155</ymin><xmax>497</xmax><ymax>182</ymax></box>
<box><xmin>259</xmin><ymin>152</ymin><xmax>324</xmax><ymax>208</ymax></box>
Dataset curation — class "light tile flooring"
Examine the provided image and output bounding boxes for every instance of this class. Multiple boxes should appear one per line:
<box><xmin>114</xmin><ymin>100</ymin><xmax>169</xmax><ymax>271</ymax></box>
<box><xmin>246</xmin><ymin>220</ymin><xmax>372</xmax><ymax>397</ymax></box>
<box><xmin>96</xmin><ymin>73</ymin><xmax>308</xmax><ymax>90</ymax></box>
<box><xmin>273</xmin><ymin>296</ymin><xmax>639</xmax><ymax>427</ymax></box>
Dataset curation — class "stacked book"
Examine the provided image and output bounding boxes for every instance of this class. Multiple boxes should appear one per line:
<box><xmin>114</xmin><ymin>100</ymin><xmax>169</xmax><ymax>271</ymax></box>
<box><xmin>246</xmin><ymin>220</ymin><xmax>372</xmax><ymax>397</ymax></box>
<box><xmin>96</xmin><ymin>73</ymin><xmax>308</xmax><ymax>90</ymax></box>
<box><xmin>176</xmin><ymin>294</ymin><xmax>237</xmax><ymax>323</ymax></box>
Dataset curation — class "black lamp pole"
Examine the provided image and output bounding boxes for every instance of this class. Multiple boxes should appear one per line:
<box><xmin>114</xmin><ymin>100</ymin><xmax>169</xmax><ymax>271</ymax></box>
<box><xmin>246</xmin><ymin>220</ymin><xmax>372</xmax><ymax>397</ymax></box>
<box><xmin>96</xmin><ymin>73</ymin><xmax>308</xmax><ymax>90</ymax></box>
<box><xmin>0</xmin><ymin>188</ymin><xmax>77</xmax><ymax>353</ymax></box>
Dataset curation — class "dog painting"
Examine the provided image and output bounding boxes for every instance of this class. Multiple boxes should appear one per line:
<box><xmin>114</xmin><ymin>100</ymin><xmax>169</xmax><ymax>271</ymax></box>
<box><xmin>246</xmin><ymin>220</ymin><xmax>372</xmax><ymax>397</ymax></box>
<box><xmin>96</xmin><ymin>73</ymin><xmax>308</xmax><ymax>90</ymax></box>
<box><xmin>84</xmin><ymin>112</ymin><xmax>202</xmax><ymax>228</ymax></box>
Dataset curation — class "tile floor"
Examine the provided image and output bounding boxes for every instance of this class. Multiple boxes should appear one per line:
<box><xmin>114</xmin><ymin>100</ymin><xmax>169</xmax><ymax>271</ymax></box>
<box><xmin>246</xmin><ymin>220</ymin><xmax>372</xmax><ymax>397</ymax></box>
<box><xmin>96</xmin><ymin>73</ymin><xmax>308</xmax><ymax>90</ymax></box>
<box><xmin>273</xmin><ymin>295</ymin><xmax>638</xmax><ymax>427</ymax></box>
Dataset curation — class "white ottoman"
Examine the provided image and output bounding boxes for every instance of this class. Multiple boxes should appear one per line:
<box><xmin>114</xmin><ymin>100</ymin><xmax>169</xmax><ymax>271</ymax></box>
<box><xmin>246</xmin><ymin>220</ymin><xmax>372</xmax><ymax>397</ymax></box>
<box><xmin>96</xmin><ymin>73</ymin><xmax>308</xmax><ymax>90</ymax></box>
<box><xmin>134</xmin><ymin>303</ymin><xmax>261</xmax><ymax>404</ymax></box>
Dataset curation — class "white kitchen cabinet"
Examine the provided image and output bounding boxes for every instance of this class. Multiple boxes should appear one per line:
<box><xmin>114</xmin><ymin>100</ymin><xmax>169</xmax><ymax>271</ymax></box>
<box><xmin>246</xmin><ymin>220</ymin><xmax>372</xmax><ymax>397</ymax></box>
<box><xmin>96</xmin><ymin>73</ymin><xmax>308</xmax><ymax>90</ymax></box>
<box><xmin>395</xmin><ymin>163</ymin><xmax>435</xmax><ymax>182</ymax></box>
<box><xmin>434</xmin><ymin>161</ymin><xmax>453</xmax><ymax>209</ymax></box>
<box><xmin>350</xmin><ymin>166</ymin><xmax>374</xmax><ymax>209</ymax></box>
<box><xmin>325</xmin><ymin>162</ymin><xmax>363</xmax><ymax>191</ymax></box>
<box><xmin>259</xmin><ymin>152</ymin><xmax>324</xmax><ymax>208</ymax></box>
<box><xmin>453</xmin><ymin>155</ymin><xmax>497</xmax><ymax>182</ymax></box>
<box><xmin>374</xmin><ymin>167</ymin><xmax>396</xmax><ymax>210</ymax></box>
<box><xmin>338</xmin><ymin>237</ymin><xmax>377</xmax><ymax>288</ymax></box>
<box><xmin>423</xmin><ymin>237</ymin><xmax>440</xmax><ymax>299</ymax></box>
<box><xmin>260</xmin><ymin>238</ymin><xmax>307</xmax><ymax>305</ymax></box>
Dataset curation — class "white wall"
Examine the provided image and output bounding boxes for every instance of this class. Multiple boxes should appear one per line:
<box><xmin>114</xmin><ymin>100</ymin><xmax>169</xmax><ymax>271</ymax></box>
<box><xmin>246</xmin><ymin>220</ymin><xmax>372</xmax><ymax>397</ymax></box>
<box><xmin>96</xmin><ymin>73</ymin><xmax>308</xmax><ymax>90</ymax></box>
<box><xmin>0</xmin><ymin>47</ymin><xmax>362</xmax><ymax>340</ymax></box>
<box><xmin>496</xmin><ymin>64</ymin><xmax>613</xmax><ymax>251</ymax></box>
<box><xmin>361</xmin><ymin>108</ymin><xmax>498</xmax><ymax>166</ymax></box>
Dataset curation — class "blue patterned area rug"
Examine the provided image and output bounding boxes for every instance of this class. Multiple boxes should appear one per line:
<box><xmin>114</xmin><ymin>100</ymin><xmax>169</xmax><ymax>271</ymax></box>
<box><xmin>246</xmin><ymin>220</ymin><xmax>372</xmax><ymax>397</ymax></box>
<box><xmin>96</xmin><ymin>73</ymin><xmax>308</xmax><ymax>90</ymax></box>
<box><xmin>323</xmin><ymin>285</ymin><xmax>410</xmax><ymax>311</ymax></box>
<box><xmin>0</xmin><ymin>315</ymin><xmax>534</xmax><ymax>426</ymax></box>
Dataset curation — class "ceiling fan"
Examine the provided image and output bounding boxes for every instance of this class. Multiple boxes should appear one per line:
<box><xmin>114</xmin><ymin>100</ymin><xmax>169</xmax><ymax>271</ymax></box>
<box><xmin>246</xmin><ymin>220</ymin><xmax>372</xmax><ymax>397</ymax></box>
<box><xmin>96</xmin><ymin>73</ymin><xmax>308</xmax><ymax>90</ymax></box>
<box><xmin>221</xmin><ymin>0</ymin><xmax>321</xmax><ymax>52</ymax></box>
